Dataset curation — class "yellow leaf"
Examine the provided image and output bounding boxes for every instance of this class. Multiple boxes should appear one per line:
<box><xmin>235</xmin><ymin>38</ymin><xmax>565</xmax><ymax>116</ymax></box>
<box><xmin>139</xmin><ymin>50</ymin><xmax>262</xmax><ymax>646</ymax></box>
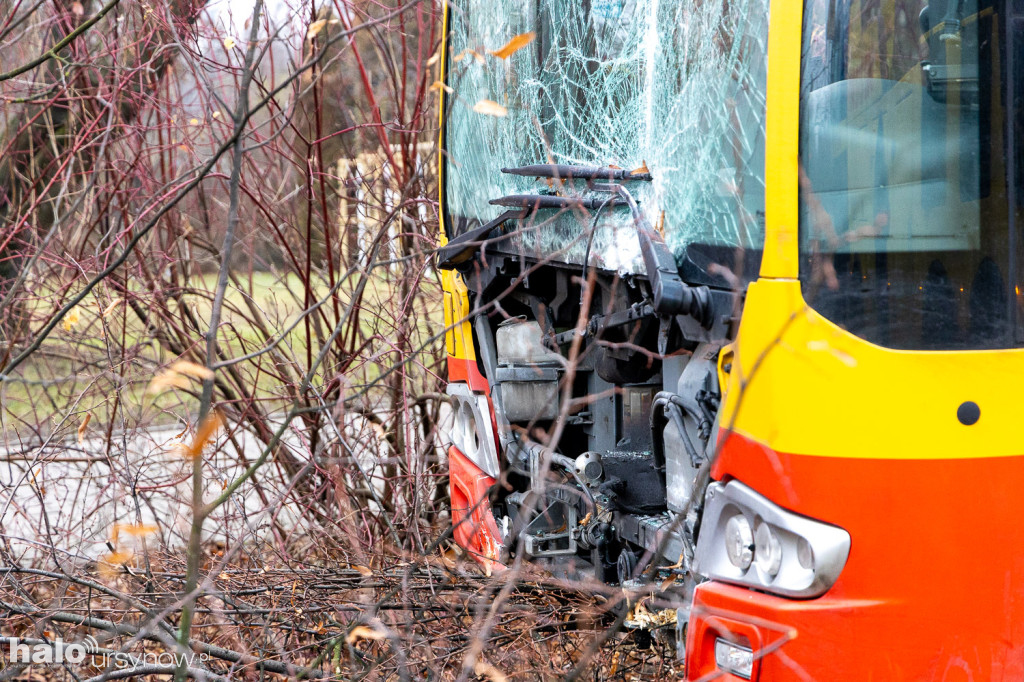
<box><xmin>169</xmin><ymin>360</ymin><xmax>214</xmax><ymax>381</ymax></box>
<box><xmin>473</xmin><ymin>100</ymin><xmax>507</xmax><ymax>117</ymax></box>
<box><xmin>490</xmin><ymin>32</ymin><xmax>535</xmax><ymax>59</ymax></box>
<box><xmin>474</xmin><ymin>661</ymin><xmax>509</xmax><ymax>682</ymax></box>
<box><xmin>346</xmin><ymin>625</ymin><xmax>385</xmax><ymax>644</ymax></box>
<box><xmin>189</xmin><ymin>118</ymin><xmax>199</xmax><ymax>126</ymax></box>
<box><xmin>630</xmin><ymin>160</ymin><xmax>650</xmax><ymax>176</ymax></box>
<box><xmin>146</xmin><ymin>371</ymin><xmax>190</xmax><ymax>394</ymax></box>
<box><xmin>62</xmin><ymin>308</ymin><xmax>80</xmax><ymax>332</ymax></box>
<box><xmin>98</xmin><ymin>550</ymin><xmax>133</xmax><ymax>579</ymax></box>
<box><xmin>609</xmin><ymin>651</ymin><xmax>620</xmax><ymax>676</ymax></box>
<box><xmin>103</xmin><ymin>550</ymin><xmax>132</xmax><ymax>565</ymax></box>
<box><xmin>212</xmin><ymin>111</ymin><xmax>221</xmax><ymax>119</ymax></box>
<box><xmin>453</xmin><ymin>49</ymin><xmax>484</xmax><ymax>64</ymax></box>
<box><xmin>655</xmin><ymin>210</ymin><xmax>666</xmax><ymax>239</ymax></box>
<box><xmin>223</xmin><ymin>36</ymin><xmax>236</xmax><ymax>50</ymax></box>
<box><xmin>430</xmin><ymin>80</ymin><xmax>453</xmax><ymax>94</ymax></box>
<box><xmin>77</xmin><ymin>413</ymin><xmax>91</xmax><ymax>445</ymax></box>
<box><xmin>306</xmin><ymin>19</ymin><xmax>327</xmax><ymax>40</ymax></box>
<box><xmin>119</xmin><ymin>523</ymin><xmax>158</xmax><ymax>538</ymax></box>
<box><xmin>426</xmin><ymin>50</ymin><xmax>440</xmax><ymax>66</ymax></box>
<box><xmin>184</xmin><ymin>411</ymin><xmax>223</xmax><ymax>460</ymax></box>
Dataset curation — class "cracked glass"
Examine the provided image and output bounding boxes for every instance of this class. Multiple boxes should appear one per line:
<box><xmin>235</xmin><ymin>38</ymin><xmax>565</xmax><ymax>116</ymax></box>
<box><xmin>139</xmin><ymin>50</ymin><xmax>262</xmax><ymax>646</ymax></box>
<box><xmin>443</xmin><ymin>0</ymin><xmax>770</xmax><ymax>281</ymax></box>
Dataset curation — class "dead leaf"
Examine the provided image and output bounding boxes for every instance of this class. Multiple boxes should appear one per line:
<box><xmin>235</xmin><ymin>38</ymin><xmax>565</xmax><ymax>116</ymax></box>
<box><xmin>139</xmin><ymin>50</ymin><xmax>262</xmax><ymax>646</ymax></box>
<box><xmin>101</xmin><ymin>298</ymin><xmax>122</xmax><ymax>317</ymax></box>
<box><xmin>62</xmin><ymin>308</ymin><xmax>80</xmax><ymax>332</ymax></box>
<box><xmin>77</xmin><ymin>413</ymin><xmax>91</xmax><ymax>446</ymax></box>
<box><xmin>430</xmin><ymin>80</ymin><xmax>453</xmax><ymax>94</ymax></box>
<box><xmin>98</xmin><ymin>550</ymin><xmax>134</xmax><ymax>579</ymax></box>
<box><xmin>350</xmin><ymin>564</ymin><xmax>373</xmax><ymax>577</ymax></box>
<box><xmin>453</xmin><ymin>49</ymin><xmax>484</xmax><ymax>63</ymax></box>
<box><xmin>306</xmin><ymin>19</ymin><xmax>327</xmax><ymax>40</ymax></box>
<box><xmin>146</xmin><ymin>371</ymin><xmax>190</xmax><ymax>394</ymax></box>
<box><xmin>119</xmin><ymin>523</ymin><xmax>158</xmax><ymax>538</ymax></box>
<box><xmin>472</xmin><ymin>100</ymin><xmax>507</xmax><ymax>117</ymax></box>
<box><xmin>169</xmin><ymin>360</ymin><xmax>214</xmax><ymax>381</ymax></box>
<box><xmin>426</xmin><ymin>50</ymin><xmax>440</xmax><ymax>66</ymax></box>
<box><xmin>655</xmin><ymin>210</ymin><xmax>666</xmax><ymax>239</ymax></box>
<box><xmin>346</xmin><ymin>625</ymin><xmax>385</xmax><ymax>644</ymax></box>
<box><xmin>474</xmin><ymin>660</ymin><xmax>508</xmax><ymax>682</ymax></box>
<box><xmin>71</xmin><ymin>1</ymin><xmax>84</xmax><ymax>15</ymax></box>
<box><xmin>627</xmin><ymin>600</ymin><xmax>678</xmax><ymax>629</ymax></box>
<box><xmin>223</xmin><ymin>36</ymin><xmax>236</xmax><ymax>50</ymax></box>
<box><xmin>631</xmin><ymin>160</ymin><xmax>650</xmax><ymax>176</ymax></box>
<box><xmin>186</xmin><ymin>411</ymin><xmax>223</xmax><ymax>461</ymax></box>
<box><xmin>490</xmin><ymin>32</ymin><xmax>535</xmax><ymax>59</ymax></box>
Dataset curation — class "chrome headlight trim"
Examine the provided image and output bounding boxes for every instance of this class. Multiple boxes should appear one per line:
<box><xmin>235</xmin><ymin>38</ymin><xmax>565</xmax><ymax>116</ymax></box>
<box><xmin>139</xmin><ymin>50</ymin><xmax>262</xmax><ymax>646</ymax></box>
<box><xmin>446</xmin><ymin>383</ymin><xmax>500</xmax><ymax>478</ymax></box>
<box><xmin>694</xmin><ymin>480</ymin><xmax>851</xmax><ymax>598</ymax></box>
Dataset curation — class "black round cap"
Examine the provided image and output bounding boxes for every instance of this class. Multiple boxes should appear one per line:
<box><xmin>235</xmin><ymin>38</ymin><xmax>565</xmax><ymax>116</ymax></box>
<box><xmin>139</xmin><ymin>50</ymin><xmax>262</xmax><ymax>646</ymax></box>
<box><xmin>957</xmin><ymin>401</ymin><xmax>981</xmax><ymax>426</ymax></box>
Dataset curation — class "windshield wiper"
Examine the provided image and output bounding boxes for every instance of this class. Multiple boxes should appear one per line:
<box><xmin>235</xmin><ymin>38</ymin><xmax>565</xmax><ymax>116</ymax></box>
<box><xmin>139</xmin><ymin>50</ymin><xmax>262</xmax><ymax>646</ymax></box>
<box><xmin>502</xmin><ymin>164</ymin><xmax>652</xmax><ymax>182</ymax></box>
<box><xmin>490</xmin><ymin>194</ymin><xmax>627</xmax><ymax>210</ymax></box>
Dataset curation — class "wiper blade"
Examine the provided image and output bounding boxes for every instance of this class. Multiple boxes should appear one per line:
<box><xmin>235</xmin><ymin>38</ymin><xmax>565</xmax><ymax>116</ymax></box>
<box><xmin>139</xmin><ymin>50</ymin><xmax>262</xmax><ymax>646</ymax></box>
<box><xmin>502</xmin><ymin>164</ymin><xmax>652</xmax><ymax>182</ymax></box>
<box><xmin>489</xmin><ymin>194</ymin><xmax>627</xmax><ymax>210</ymax></box>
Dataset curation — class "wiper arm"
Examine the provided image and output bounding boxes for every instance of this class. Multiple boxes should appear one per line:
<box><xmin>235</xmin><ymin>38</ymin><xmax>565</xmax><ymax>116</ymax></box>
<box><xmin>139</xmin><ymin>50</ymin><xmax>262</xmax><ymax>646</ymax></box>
<box><xmin>489</xmin><ymin>194</ymin><xmax>627</xmax><ymax>210</ymax></box>
<box><xmin>614</xmin><ymin>185</ymin><xmax>713</xmax><ymax>327</ymax></box>
<box><xmin>502</xmin><ymin>164</ymin><xmax>652</xmax><ymax>182</ymax></box>
<box><xmin>437</xmin><ymin>194</ymin><xmax>628</xmax><ymax>270</ymax></box>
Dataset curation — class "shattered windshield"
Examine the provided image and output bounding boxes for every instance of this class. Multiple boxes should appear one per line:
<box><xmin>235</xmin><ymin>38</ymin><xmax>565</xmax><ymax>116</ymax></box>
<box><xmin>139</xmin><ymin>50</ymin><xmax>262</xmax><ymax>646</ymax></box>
<box><xmin>443</xmin><ymin>0</ymin><xmax>770</xmax><ymax>280</ymax></box>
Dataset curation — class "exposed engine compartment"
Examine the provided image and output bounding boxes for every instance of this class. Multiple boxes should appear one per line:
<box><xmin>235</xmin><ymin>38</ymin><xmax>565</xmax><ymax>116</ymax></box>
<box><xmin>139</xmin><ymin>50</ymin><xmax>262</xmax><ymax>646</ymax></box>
<box><xmin>446</xmin><ymin>249</ymin><xmax>739</xmax><ymax>592</ymax></box>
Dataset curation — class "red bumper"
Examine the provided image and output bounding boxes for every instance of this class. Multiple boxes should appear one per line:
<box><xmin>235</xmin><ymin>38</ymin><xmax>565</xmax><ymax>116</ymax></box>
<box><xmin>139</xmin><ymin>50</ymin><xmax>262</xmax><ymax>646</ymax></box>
<box><xmin>448</xmin><ymin>445</ymin><xmax>504</xmax><ymax>572</ymax></box>
<box><xmin>686</xmin><ymin>432</ymin><xmax>1024</xmax><ymax>680</ymax></box>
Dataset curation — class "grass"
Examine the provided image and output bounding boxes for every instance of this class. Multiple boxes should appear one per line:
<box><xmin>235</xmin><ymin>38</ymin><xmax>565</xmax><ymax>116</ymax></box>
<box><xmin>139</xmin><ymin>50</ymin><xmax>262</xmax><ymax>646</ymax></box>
<box><xmin>0</xmin><ymin>266</ymin><xmax>444</xmax><ymax>438</ymax></box>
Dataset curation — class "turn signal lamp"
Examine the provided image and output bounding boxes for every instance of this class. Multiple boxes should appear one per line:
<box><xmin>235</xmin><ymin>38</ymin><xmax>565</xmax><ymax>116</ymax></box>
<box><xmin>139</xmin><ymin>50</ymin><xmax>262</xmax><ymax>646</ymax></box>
<box><xmin>714</xmin><ymin>639</ymin><xmax>754</xmax><ymax>679</ymax></box>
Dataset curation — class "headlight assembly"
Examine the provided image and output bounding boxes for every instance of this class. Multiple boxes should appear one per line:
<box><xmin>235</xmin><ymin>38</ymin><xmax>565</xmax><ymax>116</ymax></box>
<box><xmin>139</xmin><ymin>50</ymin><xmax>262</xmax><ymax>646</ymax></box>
<box><xmin>694</xmin><ymin>480</ymin><xmax>851</xmax><ymax>598</ymax></box>
<box><xmin>446</xmin><ymin>383</ymin><xmax>499</xmax><ymax>478</ymax></box>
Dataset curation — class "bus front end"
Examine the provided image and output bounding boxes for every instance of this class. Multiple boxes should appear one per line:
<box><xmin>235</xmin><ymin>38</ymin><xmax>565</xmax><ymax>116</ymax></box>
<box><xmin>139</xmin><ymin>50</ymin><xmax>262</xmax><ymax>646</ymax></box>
<box><xmin>439</xmin><ymin>0</ymin><xmax>1024</xmax><ymax>678</ymax></box>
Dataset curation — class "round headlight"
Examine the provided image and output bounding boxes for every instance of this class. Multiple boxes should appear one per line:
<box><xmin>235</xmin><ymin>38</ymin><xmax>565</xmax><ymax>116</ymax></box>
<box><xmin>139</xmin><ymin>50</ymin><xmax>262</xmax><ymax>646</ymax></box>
<box><xmin>724</xmin><ymin>514</ymin><xmax>754</xmax><ymax>570</ymax></box>
<box><xmin>754</xmin><ymin>521</ymin><xmax>782</xmax><ymax>578</ymax></box>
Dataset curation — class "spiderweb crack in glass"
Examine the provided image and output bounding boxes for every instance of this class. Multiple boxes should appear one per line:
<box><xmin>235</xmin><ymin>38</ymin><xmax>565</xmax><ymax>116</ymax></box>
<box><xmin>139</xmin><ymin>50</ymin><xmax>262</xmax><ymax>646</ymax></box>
<box><xmin>445</xmin><ymin>0</ymin><xmax>769</xmax><ymax>274</ymax></box>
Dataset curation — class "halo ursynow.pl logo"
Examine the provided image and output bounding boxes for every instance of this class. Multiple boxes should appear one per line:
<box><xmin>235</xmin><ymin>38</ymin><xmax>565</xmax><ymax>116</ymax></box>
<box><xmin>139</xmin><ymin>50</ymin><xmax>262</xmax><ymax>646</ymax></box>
<box><xmin>2</xmin><ymin>634</ymin><xmax>210</xmax><ymax>669</ymax></box>
<box><xmin>2</xmin><ymin>634</ymin><xmax>98</xmax><ymax>664</ymax></box>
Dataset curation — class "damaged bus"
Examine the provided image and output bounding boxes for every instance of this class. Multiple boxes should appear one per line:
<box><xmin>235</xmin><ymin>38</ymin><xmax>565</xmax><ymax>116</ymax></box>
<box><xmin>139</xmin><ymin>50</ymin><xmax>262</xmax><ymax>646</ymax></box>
<box><xmin>437</xmin><ymin>0</ymin><xmax>1024</xmax><ymax>678</ymax></box>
